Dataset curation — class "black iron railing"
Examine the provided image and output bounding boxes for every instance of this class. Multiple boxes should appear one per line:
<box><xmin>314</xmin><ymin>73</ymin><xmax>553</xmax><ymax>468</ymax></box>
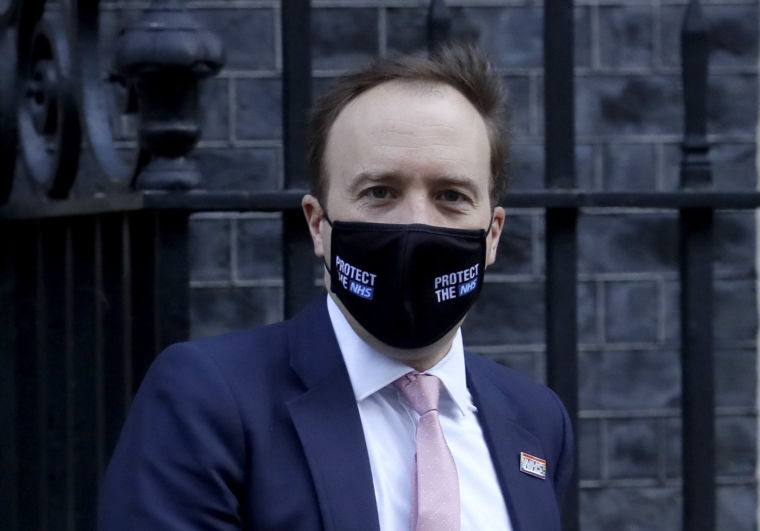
<box><xmin>0</xmin><ymin>0</ymin><xmax>756</xmax><ymax>530</ymax></box>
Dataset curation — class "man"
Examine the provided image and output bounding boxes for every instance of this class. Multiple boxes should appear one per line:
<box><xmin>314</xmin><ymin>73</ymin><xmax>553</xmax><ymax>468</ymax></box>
<box><xmin>98</xmin><ymin>45</ymin><xmax>573</xmax><ymax>531</ymax></box>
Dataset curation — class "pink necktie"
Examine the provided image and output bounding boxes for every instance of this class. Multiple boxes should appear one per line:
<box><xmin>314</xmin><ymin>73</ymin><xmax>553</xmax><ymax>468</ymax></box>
<box><xmin>394</xmin><ymin>373</ymin><xmax>460</xmax><ymax>531</ymax></box>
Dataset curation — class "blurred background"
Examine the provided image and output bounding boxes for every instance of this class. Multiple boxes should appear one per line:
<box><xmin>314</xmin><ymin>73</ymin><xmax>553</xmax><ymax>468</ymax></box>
<box><xmin>0</xmin><ymin>0</ymin><xmax>758</xmax><ymax>530</ymax></box>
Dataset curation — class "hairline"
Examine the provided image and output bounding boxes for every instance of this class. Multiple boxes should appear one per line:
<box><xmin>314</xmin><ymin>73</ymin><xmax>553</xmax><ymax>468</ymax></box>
<box><xmin>319</xmin><ymin>78</ymin><xmax>501</xmax><ymax>209</ymax></box>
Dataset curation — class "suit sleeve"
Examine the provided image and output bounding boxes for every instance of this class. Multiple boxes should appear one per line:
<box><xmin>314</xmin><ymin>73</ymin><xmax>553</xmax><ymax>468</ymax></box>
<box><xmin>548</xmin><ymin>389</ymin><xmax>575</xmax><ymax>510</ymax></box>
<box><xmin>97</xmin><ymin>342</ymin><xmax>246</xmax><ymax>531</ymax></box>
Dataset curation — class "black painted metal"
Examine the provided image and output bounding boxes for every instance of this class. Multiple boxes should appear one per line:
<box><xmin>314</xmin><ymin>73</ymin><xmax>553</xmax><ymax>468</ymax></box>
<box><xmin>98</xmin><ymin>214</ymin><xmax>130</xmax><ymax>465</ymax></box>
<box><xmin>679</xmin><ymin>208</ymin><xmax>715</xmax><ymax>531</ymax></box>
<box><xmin>128</xmin><ymin>212</ymin><xmax>189</xmax><ymax>393</ymax></box>
<box><xmin>18</xmin><ymin>16</ymin><xmax>81</xmax><ymax>198</ymax></box>
<box><xmin>70</xmin><ymin>218</ymin><xmax>98</xmax><ymax>531</ymax></box>
<box><xmin>0</xmin><ymin>28</ymin><xmax>17</xmax><ymax>204</ymax></box>
<box><xmin>38</xmin><ymin>221</ymin><xmax>70</xmax><ymax>531</ymax></box>
<box><xmin>281</xmin><ymin>0</ymin><xmax>318</xmax><ymax>318</ymax></box>
<box><xmin>0</xmin><ymin>0</ymin><xmax>18</xmax><ymax>27</ymax></box>
<box><xmin>281</xmin><ymin>0</ymin><xmax>310</xmax><ymax>191</ymax></box>
<box><xmin>544</xmin><ymin>0</ymin><xmax>576</xmax><ymax>191</ymax></box>
<box><xmin>681</xmin><ymin>0</ymin><xmax>711</xmax><ymax>189</ymax></box>
<box><xmin>155</xmin><ymin>212</ymin><xmax>191</xmax><ymax>349</ymax></box>
<box><xmin>282</xmin><ymin>210</ymin><xmax>319</xmax><ymax>317</ymax></box>
<box><xmin>0</xmin><ymin>0</ymin><xmax>225</xmax><ymax>195</ymax></box>
<box><xmin>114</xmin><ymin>0</ymin><xmax>224</xmax><ymax>190</ymax></box>
<box><xmin>10</xmin><ymin>224</ymin><xmax>40</xmax><ymax>531</ymax></box>
<box><xmin>544</xmin><ymin>0</ymin><xmax>579</xmax><ymax>527</ymax></box>
<box><xmin>427</xmin><ymin>0</ymin><xmax>451</xmax><ymax>53</ymax></box>
<box><xmin>145</xmin><ymin>190</ymin><xmax>308</xmax><ymax>212</ymax></box>
<box><xmin>0</xmin><ymin>228</ymin><xmax>17</xmax><ymax>531</ymax></box>
<box><xmin>6</xmin><ymin>190</ymin><xmax>760</xmax><ymax>220</ymax></box>
<box><xmin>66</xmin><ymin>0</ymin><xmax>139</xmax><ymax>184</ymax></box>
<box><xmin>545</xmin><ymin>209</ymin><xmax>579</xmax><ymax>529</ymax></box>
<box><xmin>128</xmin><ymin>212</ymin><xmax>157</xmax><ymax>395</ymax></box>
<box><xmin>679</xmin><ymin>1</ymin><xmax>715</xmax><ymax>529</ymax></box>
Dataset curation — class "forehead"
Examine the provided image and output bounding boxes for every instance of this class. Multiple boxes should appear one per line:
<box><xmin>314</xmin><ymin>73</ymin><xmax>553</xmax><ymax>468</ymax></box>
<box><xmin>323</xmin><ymin>80</ymin><xmax>491</xmax><ymax>187</ymax></box>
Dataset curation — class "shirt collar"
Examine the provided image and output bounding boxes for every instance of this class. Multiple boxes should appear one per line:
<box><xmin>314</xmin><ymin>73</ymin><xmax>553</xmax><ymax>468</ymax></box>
<box><xmin>326</xmin><ymin>295</ymin><xmax>471</xmax><ymax>417</ymax></box>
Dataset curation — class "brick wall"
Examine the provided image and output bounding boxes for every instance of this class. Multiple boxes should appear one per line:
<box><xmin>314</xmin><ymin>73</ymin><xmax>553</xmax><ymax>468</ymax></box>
<box><xmin>164</xmin><ymin>1</ymin><xmax>757</xmax><ymax>529</ymax></box>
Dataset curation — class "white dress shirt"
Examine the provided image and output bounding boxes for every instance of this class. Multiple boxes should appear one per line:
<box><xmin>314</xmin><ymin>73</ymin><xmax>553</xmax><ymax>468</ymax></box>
<box><xmin>327</xmin><ymin>296</ymin><xmax>512</xmax><ymax>531</ymax></box>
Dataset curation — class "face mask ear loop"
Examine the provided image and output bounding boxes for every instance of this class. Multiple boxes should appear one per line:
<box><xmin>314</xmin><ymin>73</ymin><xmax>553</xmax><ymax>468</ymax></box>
<box><xmin>484</xmin><ymin>209</ymin><xmax>497</xmax><ymax>235</ymax></box>
<box><xmin>321</xmin><ymin>205</ymin><xmax>334</xmax><ymax>276</ymax></box>
<box><xmin>321</xmin><ymin>207</ymin><xmax>333</xmax><ymax>228</ymax></box>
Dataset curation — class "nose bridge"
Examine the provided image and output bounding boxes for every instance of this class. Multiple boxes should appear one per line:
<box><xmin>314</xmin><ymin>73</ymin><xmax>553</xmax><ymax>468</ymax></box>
<box><xmin>401</xmin><ymin>188</ymin><xmax>436</xmax><ymax>225</ymax></box>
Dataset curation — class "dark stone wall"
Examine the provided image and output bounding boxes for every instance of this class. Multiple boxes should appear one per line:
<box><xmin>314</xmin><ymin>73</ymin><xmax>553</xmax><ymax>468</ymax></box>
<box><xmin>146</xmin><ymin>0</ymin><xmax>756</xmax><ymax>529</ymax></box>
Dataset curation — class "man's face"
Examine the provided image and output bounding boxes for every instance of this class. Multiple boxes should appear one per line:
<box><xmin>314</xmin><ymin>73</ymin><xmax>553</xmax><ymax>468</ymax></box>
<box><xmin>305</xmin><ymin>80</ymin><xmax>505</xmax><ymax>266</ymax></box>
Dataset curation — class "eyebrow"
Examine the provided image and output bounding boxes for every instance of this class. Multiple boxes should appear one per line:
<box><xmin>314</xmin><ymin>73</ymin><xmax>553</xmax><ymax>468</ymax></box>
<box><xmin>350</xmin><ymin>171</ymin><xmax>482</xmax><ymax>199</ymax></box>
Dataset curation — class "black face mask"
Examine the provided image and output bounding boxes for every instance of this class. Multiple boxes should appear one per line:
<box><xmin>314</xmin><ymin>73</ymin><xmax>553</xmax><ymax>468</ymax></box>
<box><xmin>324</xmin><ymin>215</ymin><xmax>489</xmax><ymax>349</ymax></box>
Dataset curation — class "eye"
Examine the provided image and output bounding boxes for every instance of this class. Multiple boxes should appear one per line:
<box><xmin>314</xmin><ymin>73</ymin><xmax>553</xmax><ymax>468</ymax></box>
<box><xmin>441</xmin><ymin>190</ymin><xmax>463</xmax><ymax>202</ymax></box>
<box><xmin>369</xmin><ymin>187</ymin><xmax>390</xmax><ymax>199</ymax></box>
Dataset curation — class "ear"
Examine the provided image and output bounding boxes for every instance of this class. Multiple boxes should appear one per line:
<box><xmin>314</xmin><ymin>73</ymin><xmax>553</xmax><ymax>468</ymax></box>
<box><xmin>302</xmin><ymin>194</ymin><xmax>326</xmax><ymax>258</ymax></box>
<box><xmin>486</xmin><ymin>206</ymin><xmax>506</xmax><ymax>267</ymax></box>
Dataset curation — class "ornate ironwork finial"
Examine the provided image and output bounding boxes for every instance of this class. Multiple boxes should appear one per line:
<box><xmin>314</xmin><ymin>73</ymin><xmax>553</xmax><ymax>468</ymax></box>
<box><xmin>680</xmin><ymin>0</ymin><xmax>711</xmax><ymax>189</ymax></box>
<box><xmin>427</xmin><ymin>0</ymin><xmax>451</xmax><ymax>55</ymax></box>
<box><xmin>115</xmin><ymin>0</ymin><xmax>225</xmax><ymax>190</ymax></box>
<box><xmin>18</xmin><ymin>17</ymin><xmax>81</xmax><ymax>198</ymax></box>
<box><xmin>0</xmin><ymin>29</ymin><xmax>17</xmax><ymax>204</ymax></box>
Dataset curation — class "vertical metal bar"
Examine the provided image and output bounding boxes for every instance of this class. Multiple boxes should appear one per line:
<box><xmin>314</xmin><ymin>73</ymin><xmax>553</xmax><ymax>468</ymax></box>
<box><xmin>679</xmin><ymin>1</ymin><xmax>714</xmax><ymax>529</ymax></box>
<box><xmin>98</xmin><ymin>214</ymin><xmax>129</xmax><ymax>467</ymax></box>
<box><xmin>70</xmin><ymin>217</ymin><xmax>98</xmax><ymax>531</ymax></box>
<box><xmin>121</xmin><ymin>214</ymin><xmax>133</xmax><ymax>416</ymax></box>
<box><xmin>544</xmin><ymin>0</ymin><xmax>576</xmax><ymax>191</ymax></box>
<box><xmin>155</xmin><ymin>212</ymin><xmax>190</xmax><ymax>350</ymax></box>
<box><xmin>129</xmin><ymin>212</ymin><xmax>157</xmax><ymax>395</ymax></box>
<box><xmin>38</xmin><ymin>219</ymin><xmax>71</xmax><ymax>531</ymax></box>
<box><xmin>0</xmin><ymin>223</ymin><xmax>17</xmax><ymax>531</ymax></box>
<box><xmin>427</xmin><ymin>0</ymin><xmax>451</xmax><ymax>54</ymax></box>
<box><xmin>681</xmin><ymin>0</ymin><xmax>710</xmax><ymax>189</ymax></box>
<box><xmin>544</xmin><ymin>0</ymin><xmax>579</xmax><ymax>527</ymax></box>
<box><xmin>545</xmin><ymin>209</ymin><xmax>579</xmax><ymax>530</ymax></box>
<box><xmin>94</xmin><ymin>216</ymin><xmax>105</xmax><ymax>479</ymax></box>
<box><xmin>131</xmin><ymin>210</ymin><xmax>160</xmax><ymax>394</ymax></box>
<box><xmin>679</xmin><ymin>208</ymin><xmax>714</xmax><ymax>531</ymax></box>
<box><xmin>281</xmin><ymin>0</ymin><xmax>318</xmax><ymax>318</ymax></box>
<box><xmin>128</xmin><ymin>211</ymin><xmax>190</xmax><ymax>394</ymax></box>
<box><xmin>11</xmin><ymin>222</ymin><xmax>40</xmax><ymax>531</ymax></box>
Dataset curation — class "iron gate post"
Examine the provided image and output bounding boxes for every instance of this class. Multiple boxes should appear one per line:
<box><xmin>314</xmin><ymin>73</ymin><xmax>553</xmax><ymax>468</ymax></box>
<box><xmin>679</xmin><ymin>1</ymin><xmax>715</xmax><ymax>529</ymax></box>
<box><xmin>544</xmin><ymin>0</ymin><xmax>579</xmax><ymax>528</ymax></box>
<box><xmin>281</xmin><ymin>0</ymin><xmax>318</xmax><ymax>318</ymax></box>
<box><xmin>427</xmin><ymin>0</ymin><xmax>451</xmax><ymax>54</ymax></box>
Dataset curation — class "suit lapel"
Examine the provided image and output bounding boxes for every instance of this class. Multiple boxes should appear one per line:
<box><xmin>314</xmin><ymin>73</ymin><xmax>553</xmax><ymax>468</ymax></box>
<box><xmin>466</xmin><ymin>357</ymin><xmax>560</xmax><ymax>531</ymax></box>
<box><xmin>286</xmin><ymin>298</ymin><xmax>381</xmax><ymax>531</ymax></box>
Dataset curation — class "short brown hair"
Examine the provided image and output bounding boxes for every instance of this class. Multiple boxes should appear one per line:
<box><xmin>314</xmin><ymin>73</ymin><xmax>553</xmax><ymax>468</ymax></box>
<box><xmin>306</xmin><ymin>44</ymin><xmax>511</xmax><ymax>207</ymax></box>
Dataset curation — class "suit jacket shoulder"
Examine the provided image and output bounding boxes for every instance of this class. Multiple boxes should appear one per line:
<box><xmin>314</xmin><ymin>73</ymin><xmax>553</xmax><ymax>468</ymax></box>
<box><xmin>98</xmin><ymin>297</ymin><xmax>376</xmax><ymax>531</ymax></box>
<box><xmin>464</xmin><ymin>351</ymin><xmax>574</xmax><ymax>511</ymax></box>
<box><xmin>466</xmin><ymin>352</ymin><xmax>570</xmax><ymax>442</ymax></box>
<box><xmin>465</xmin><ymin>352</ymin><xmax>574</xmax><ymax>512</ymax></box>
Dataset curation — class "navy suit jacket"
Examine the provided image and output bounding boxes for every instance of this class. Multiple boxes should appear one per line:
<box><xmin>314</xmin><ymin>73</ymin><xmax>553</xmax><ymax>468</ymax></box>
<box><xmin>98</xmin><ymin>296</ymin><xmax>574</xmax><ymax>531</ymax></box>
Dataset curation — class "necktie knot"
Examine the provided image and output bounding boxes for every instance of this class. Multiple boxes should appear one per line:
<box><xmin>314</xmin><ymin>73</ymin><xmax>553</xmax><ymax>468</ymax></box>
<box><xmin>394</xmin><ymin>373</ymin><xmax>442</xmax><ymax>417</ymax></box>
